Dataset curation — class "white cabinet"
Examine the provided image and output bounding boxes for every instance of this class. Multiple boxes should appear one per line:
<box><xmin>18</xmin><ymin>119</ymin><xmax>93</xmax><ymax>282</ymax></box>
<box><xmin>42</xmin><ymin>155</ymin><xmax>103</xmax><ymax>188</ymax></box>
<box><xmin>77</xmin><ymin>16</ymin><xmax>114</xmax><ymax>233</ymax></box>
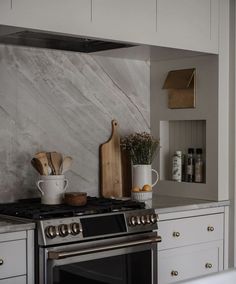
<box><xmin>0</xmin><ymin>0</ymin><xmax>222</xmax><ymax>53</ymax></box>
<box><xmin>157</xmin><ymin>207</ymin><xmax>228</xmax><ymax>283</ymax></box>
<box><xmin>0</xmin><ymin>0</ymin><xmax>91</xmax><ymax>37</ymax></box>
<box><xmin>91</xmin><ymin>0</ymin><xmax>156</xmax><ymax>44</ymax></box>
<box><xmin>91</xmin><ymin>0</ymin><xmax>219</xmax><ymax>53</ymax></box>
<box><xmin>0</xmin><ymin>1</ymin><xmax>11</xmax><ymax>22</ymax></box>
<box><xmin>159</xmin><ymin>241</ymin><xmax>223</xmax><ymax>283</ymax></box>
<box><xmin>0</xmin><ymin>276</ymin><xmax>26</xmax><ymax>284</ymax></box>
<box><xmin>0</xmin><ymin>239</ymin><xmax>26</xmax><ymax>279</ymax></box>
<box><xmin>158</xmin><ymin>213</ymin><xmax>223</xmax><ymax>250</ymax></box>
<box><xmin>0</xmin><ymin>230</ymin><xmax>34</xmax><ymax>284</ymax></box>
<box><xmin>155</xmin><ymin>0</ymin><xmax>219</xmax><ymax>53</ymax></box>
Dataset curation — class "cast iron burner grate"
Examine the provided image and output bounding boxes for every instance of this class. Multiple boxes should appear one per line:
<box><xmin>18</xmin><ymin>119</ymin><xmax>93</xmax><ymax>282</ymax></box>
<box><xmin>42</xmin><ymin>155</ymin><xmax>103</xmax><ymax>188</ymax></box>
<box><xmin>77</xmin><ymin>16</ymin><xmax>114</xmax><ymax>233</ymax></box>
<box><xmin>0</xmin><ymin>197</ymin><xmax>145</xmax><ymax>220</ymax></box>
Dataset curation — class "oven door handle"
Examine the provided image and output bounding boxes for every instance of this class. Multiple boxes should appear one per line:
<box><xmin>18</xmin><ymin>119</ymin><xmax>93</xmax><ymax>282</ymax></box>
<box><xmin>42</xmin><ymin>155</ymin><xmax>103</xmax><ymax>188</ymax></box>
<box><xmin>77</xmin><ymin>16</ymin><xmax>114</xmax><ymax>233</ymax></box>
<box><xmin>48</xmin><ymin>235</ymin><xmax>162</xmax><ymax>260</ymax></box>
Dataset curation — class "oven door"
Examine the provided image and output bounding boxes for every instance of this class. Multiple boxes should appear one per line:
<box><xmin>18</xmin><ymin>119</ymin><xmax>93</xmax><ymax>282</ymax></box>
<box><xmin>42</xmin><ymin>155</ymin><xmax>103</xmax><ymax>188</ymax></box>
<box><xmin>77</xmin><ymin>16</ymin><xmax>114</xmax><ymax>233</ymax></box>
<box><xmin>44</xmin><ymin>232</ymin><xmax>161</xmax><ymax>284</ymax></box>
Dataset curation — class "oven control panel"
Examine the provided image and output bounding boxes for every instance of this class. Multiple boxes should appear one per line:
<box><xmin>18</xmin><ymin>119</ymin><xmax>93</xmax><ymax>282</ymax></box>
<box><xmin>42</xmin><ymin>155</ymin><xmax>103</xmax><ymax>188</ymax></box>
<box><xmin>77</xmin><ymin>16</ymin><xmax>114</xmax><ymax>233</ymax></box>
<box><xmin>38</xmin><ymin>209</ymin><xmax>158</xmax><ymax>246</ymax></box>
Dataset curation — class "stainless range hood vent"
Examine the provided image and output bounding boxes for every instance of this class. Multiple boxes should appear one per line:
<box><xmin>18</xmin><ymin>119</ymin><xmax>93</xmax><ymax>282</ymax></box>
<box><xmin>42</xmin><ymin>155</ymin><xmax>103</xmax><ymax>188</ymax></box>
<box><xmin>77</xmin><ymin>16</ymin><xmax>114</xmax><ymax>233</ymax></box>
<box><xmin>0</xmin><ymin>26</ymin><xmax>134</xmax><ymax>53</ymax></box>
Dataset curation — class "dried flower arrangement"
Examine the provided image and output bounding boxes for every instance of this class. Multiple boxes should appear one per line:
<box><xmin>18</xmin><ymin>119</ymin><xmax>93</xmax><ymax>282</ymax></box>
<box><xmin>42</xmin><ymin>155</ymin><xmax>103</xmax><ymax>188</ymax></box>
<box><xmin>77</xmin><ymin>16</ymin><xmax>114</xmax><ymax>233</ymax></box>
<box><xmin>121</xmin><ymin>132</ymin><xmax>160</xmax><ymax>165</ymax></box>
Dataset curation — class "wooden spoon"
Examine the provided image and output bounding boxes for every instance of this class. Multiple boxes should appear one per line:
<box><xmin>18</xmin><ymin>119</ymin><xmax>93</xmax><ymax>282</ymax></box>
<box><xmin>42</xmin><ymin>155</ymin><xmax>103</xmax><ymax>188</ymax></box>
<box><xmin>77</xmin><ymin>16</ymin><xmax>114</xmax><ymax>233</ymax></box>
<box><xmin>50</xmin><ymin>152</ymin><xmax>63</xmax><ymax>175</ymax></box>
<box><xmin>31</xmin><ymin>158</ymin><xmax>44</xmax><ymax>175</ymax></box>
<box><xmin>34</xmin><ymin>152</ymin><xmax>49</xmax><ymax>175</ymax></box>
<box><xmin>60</xmin><ymin>156</ymin><xmax>73</xmax><ymax>174</ymax></box>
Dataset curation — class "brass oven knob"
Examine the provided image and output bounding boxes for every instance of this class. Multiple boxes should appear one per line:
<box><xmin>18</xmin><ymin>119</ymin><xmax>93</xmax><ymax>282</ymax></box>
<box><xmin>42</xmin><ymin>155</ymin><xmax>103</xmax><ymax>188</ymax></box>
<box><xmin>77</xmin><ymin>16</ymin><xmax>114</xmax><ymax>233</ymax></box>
<box><xmin>141</xmin><ymin>215</ymin><xmax>146</xmax><ymax>225</ymax></box>
<box><xmin>70</xmin><ymin>222</ymin><xmax>81</xmax><ymax>235</ymax></box>
<box><xmin>146</xmin><ymin>215</ymin><xmax>151</xmax><ymax>224</ymax></box>
<box><xmin>136</xmin><ymin>216</ymin><xmax>141</xmax><ymax>225</ymax></box>
<box><xmin>58</xmin><ymin>224</ymin><xmax>69</xmax><ymax>237</ymax></box>
<box><xmin>150</xmin><ymin>214</ymin><xmax>158</xmax><ymax>224</ymax></box>
<box><xmin>45</xmin><ymin>226</ymin><xmax>57</xmax><ymax>239</ymax></box>
<box><xmin>129</xmin><ymin>216</ymin><xmax>136</xmax><ymax>226</ymax></box>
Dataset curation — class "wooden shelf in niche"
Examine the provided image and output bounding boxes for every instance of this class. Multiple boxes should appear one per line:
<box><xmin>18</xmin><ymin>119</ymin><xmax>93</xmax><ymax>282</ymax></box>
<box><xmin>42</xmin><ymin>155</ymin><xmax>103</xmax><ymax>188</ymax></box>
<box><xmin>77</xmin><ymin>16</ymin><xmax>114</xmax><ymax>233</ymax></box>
<box><xmin>159</xmin><ymin>120</ymin><xmax>206</xmax><ymax>183</ymax></box>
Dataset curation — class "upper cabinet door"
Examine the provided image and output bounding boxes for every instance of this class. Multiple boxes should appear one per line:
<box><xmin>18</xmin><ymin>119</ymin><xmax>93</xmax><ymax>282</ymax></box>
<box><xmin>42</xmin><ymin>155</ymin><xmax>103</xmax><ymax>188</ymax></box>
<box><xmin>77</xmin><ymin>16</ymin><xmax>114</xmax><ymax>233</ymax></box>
<box><xmin>0</xmin><ymin>0</ymin><xmax>12</xmax><ymax>23</ymax></box>
<box><xmin>0</xmin><ymin>0</ymin><xmax>91</xmax><ymax>36</ymax></box>
<box><xmin>155</xmin><ymin>0</ymin><xmax>219</xmax><ymax>53</ymax></box>
<box><xmin>91</xmin><ymin>0</ymin><xmax>157</xmax><ymax>44</ymax></box>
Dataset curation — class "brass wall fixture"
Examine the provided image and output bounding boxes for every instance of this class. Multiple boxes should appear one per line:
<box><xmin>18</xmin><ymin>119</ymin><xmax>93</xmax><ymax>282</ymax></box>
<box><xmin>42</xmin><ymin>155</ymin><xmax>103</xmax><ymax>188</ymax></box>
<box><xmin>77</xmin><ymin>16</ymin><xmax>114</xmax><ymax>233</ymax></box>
<box><xmin>163</xmin><ymin>68</ymin><xmax>196</xmax><ymax>109</ymax></box>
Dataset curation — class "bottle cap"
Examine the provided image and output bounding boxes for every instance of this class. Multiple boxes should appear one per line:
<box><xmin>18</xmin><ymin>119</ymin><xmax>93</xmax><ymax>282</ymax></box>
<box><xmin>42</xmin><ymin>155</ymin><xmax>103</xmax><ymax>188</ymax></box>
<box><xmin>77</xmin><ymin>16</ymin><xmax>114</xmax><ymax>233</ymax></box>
<box><xmin>188</xmin><ymin>148</ymin><xmax>194</xmax><ymax>154</ymax></box>
<box><xmin>196</xmin><ymin>148</ymin><xmax>202</xmax><ymax>154</ymax></box>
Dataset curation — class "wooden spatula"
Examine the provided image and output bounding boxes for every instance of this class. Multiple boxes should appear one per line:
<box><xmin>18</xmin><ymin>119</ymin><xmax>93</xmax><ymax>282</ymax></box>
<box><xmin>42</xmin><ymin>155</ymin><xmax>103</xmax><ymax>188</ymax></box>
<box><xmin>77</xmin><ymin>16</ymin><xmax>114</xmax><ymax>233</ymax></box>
<box><xmin>50</xmin><ymin>152</ymin><xmax>63</xmax><ymax>175</ymax></box>
<box><xmin>60</xmin><ymin>156</ymin><xmax>73</xmax><ymax>174</ymax></box>
<box><xmin>34</xmin><ymin>152</ymin><xmax>49</xmax><ymax>175</ymax></box>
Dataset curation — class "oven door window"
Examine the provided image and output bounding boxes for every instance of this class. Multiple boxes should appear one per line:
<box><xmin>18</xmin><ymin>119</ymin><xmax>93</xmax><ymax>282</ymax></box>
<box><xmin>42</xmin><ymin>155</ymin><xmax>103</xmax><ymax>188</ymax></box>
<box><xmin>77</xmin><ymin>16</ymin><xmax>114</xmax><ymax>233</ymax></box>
<box><xmin>53</xmin><ymin>250</ymin><xmax>152</xmax><ymax>284</ymax></box>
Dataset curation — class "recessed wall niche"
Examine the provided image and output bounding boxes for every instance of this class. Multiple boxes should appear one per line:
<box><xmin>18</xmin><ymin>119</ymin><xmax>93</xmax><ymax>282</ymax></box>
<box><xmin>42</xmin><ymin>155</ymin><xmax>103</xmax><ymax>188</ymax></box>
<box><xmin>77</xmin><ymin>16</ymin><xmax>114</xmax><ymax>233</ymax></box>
<box><xmin>159</xmin><ymin>120</ymin><xmax>206</xmax><ymax>182</ymax></box>
<box><xmin>151</xmin><ymin>53</ymin><xmax>219</xmax><ymax>200</ymax></box>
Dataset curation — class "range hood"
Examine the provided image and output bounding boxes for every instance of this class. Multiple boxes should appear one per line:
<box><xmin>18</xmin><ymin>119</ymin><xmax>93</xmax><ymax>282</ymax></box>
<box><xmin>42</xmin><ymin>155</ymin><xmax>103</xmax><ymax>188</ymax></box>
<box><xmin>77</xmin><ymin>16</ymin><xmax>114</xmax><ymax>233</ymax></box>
<box><xmin>0</xmin><ymin>25</ymin><xmax>134</xmax><ymax>53</ymax></box>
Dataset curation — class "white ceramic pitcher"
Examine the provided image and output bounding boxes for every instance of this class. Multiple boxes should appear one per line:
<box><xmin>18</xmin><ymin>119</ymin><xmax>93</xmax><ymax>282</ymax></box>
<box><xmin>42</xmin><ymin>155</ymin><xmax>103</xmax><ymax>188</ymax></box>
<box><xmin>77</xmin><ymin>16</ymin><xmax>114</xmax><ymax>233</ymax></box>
<box><xmin>36</xmin><ymin>175</ymin><xmax>68</xmax><ymax>205</ymax></box>
<box><xmin>132</xmin><ymin>164</ymin><xmax>159</xmax><ymax>189</ymax></box>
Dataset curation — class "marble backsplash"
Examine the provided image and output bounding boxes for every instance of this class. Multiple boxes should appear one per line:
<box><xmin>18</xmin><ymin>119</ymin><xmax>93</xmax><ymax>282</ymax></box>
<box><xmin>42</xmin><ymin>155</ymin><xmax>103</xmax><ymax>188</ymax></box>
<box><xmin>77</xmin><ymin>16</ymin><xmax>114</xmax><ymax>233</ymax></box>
<box><xmin>0</xmin><ymin>44</ymin><xmax>150</xmax><ymax>202</ymax></box>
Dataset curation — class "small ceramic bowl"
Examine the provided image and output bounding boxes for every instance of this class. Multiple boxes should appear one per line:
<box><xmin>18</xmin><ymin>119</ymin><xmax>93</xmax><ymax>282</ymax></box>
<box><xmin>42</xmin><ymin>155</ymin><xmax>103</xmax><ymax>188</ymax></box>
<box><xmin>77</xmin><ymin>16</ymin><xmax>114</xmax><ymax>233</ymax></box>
<box><xmin>64</xmin><ymin>192</ymin><xmax>87</xmax><ymax>206</ymax></box>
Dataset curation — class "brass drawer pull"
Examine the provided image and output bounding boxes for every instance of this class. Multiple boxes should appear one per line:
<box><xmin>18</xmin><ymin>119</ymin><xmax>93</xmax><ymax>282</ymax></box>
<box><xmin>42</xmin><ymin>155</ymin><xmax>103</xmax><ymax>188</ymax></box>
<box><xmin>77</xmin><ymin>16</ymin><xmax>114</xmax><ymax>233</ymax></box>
<box><xmin>173</xmin><ymin>232</ymin><xmax>180</xmax><ymax>237</ymax></box>
<box><xmin>171</xmin><ymin>270</ymin><xmax>178</xmax><ymax>276</ymax></box>
<box><xmin>205</xmin><ymin>263</ymin><xmax>213</xmax><ymax>269</ymax></box>
<box><xmin>207</xmin><ymin>226</ymin><xmax>214</xmax><ymax>232</ymax></box>
<box><xmin>0</xmin><ymin>259</ymin><xmax>4</xmax><ymax>266</ymax></box>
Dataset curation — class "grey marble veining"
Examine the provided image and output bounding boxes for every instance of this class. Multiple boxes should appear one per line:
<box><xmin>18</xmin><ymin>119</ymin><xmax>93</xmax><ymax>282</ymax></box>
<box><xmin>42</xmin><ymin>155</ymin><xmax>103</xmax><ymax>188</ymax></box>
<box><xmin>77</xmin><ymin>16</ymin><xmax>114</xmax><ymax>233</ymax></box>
<box><xmin>0</xmin><ymin>44</ymin><xmax>150</xmax><ymax>202</ymax></box>
<box><xmin>0</xmin><ymin>215</ymin><xmax>35</xmax><ymax>233</ymax></box>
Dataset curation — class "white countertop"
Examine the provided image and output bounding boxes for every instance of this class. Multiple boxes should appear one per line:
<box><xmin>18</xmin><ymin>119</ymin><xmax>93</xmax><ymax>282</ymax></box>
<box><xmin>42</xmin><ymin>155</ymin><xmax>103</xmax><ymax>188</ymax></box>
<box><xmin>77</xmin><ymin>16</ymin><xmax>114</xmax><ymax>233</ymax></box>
<box><xmin>0</xmin><ymin>196</ymin><xmax>230</xmax><ymax>233</ymax></box>
<box><xmin>0</xmin><ymin>215</ymin><xmax>35</xmax><ymax>234</ymax></box>
<box><xmin>152</xmin><ymin>195</ymin><xmax>230</xmax><ymax>214</ymax></box>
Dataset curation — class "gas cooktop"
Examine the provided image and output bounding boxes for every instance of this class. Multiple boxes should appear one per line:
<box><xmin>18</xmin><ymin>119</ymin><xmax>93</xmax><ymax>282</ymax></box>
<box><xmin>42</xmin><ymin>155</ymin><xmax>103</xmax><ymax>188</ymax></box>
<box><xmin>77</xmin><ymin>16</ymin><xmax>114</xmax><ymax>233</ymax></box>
<box><xmin>0</xmin><ymin>197</ymin><xmax>145</xmax><ymax>220</ymax></box>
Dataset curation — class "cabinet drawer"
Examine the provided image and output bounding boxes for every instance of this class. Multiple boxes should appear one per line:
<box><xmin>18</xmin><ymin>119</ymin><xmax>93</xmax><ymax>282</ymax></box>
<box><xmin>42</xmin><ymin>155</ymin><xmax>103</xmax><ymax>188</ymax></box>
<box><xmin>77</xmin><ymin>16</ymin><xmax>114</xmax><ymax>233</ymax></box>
<box><xmin>0</xmin><ymin>240</ymin><xmax>26</xmax><ymax>279</ymax></box>
<box><xmin>158</xmin><ymin>241</ymin><xmax>223</xmax><ymax>284</ymax></box>
<box><xmin>158</xmin><ymin>214</ymin><xmax>223</xmax><ymax>250</ymax></box>
<box><xmin>0</xmin><ymin>276</ymin><xmax>26</xmax><ymax>284</ymax></box>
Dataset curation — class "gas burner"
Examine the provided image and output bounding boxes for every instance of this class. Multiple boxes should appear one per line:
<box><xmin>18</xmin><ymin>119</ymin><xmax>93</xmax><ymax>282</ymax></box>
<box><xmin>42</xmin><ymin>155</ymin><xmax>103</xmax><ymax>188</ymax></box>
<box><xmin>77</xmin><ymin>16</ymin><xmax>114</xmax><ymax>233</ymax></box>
<box><xmin>0</xmin><ymin>197</ymin><xmax>145</xmax><ymax>220</ymax></box>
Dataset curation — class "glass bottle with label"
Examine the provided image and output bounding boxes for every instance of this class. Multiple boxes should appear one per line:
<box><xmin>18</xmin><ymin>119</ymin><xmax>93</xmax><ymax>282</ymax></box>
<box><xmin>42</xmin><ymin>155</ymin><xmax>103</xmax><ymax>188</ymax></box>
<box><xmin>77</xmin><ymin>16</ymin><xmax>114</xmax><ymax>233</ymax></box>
<box><xmin>195</xmin><ymin>148</ymin><xmax>204</xmax><ymax>183</ymax></box>
<box><xmin>181</xmin><ymin>153</ymin><xmax>185</xmax><ymax>182</ymax></box>
<box><xmin>172</xmin><ymin>151</ymin><xmax>182</xmax><ymax>182</ymax></box>
<box><xmin>186</xmin><ymin>148</ymin><xmax>194</xmax><ymax>182</ymax></box>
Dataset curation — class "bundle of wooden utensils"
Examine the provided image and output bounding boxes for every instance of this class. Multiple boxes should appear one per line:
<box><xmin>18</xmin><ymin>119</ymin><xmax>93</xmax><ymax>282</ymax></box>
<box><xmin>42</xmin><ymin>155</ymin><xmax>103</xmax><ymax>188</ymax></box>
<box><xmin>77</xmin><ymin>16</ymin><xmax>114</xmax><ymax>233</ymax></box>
<box><xmin>31</xmin><ymin>152</ymin><xmax>73</xmax><ymax>176</ymax></box>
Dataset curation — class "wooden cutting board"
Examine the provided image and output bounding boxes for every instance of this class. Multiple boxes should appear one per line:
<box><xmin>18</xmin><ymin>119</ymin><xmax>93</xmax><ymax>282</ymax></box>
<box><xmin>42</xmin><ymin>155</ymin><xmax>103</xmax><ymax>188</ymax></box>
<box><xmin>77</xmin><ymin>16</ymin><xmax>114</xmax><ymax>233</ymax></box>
<box><xmin>100</xmin><ymin>120</ymin><xmax>123</xmax><ymax>198</ymax></box>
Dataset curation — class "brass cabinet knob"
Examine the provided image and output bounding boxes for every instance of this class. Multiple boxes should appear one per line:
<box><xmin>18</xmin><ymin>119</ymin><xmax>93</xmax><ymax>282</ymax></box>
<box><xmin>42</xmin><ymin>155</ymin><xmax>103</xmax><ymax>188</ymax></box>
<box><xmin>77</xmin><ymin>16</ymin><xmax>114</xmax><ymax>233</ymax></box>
<box><xmin>205</xmin><ymin>263</ymin><xmax>213</xmax><ymax>269</ymax></box>
<box><xmin>0</xmin><ymin>259</ymin><xmax>4</xmax><ymax>266</ymax></box>
<box><xmin>171</xmin><ymin>270</ymin><xmax>178</xmax><ymax>276</ymax></box>
<box><xmin>173</xmin><ymin>232</ymin><xmax>180</xmax><ymax>237</ymax></box>
<box><xmin>207</xmin><ymin>226</ymin><xmax>214</xmax><ymax>232</ymax></box>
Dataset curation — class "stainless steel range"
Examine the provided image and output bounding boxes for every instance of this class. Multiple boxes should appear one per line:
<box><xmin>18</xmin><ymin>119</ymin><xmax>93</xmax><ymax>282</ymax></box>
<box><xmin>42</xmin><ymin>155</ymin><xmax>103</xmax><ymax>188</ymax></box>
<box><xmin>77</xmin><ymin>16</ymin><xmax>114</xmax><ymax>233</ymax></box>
<box><xmin>0</xmin><ymin>197</ymin><xmax>161</xmax><ymax>284</ymax></box>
